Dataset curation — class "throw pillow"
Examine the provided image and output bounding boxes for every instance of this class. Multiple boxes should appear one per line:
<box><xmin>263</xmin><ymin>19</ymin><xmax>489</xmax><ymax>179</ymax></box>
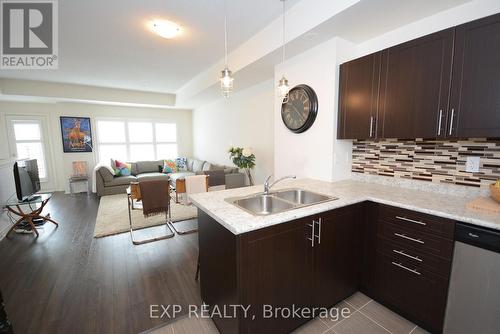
<box><xmin>176</xmin><ymin>157</ymin><xmax>187</xmax><ymax>171</ymax></box>
<box><xmin>162</xmin><ymin>159</ymin><xmax>177</xmax><ymax>174</ymax></box>
<box><xmin>114</xmin><ymin>159</ymin><xmax>132</xmax><ymax>176</ymax></box>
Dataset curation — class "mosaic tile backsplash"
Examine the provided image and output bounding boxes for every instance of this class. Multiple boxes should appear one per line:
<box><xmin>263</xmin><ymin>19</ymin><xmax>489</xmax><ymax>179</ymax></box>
<box><xmin>352</xmin><ymin>139</ymin><xmax>500</xmax><ymax>188</ymax></box>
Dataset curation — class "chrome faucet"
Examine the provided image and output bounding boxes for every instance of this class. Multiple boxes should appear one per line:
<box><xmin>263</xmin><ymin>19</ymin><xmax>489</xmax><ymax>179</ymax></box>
<box><xmin>264</xmin><ymin>174</ymin><xmax>296</xmax><ymax>194</ymax></box>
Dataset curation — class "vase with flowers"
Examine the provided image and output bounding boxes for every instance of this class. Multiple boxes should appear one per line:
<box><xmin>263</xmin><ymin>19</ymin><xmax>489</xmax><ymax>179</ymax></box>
<box><xmin>228</xmin><ymin>146</ymin><xmax>256</xmax><ymax>186</ymax></box>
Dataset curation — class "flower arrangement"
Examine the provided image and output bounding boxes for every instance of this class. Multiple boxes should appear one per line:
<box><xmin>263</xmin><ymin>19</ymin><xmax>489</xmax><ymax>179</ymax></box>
<box><xmin>228</xmin><ymin>146</ymin><xmax>256</xmax><ymax>186</ymax></box>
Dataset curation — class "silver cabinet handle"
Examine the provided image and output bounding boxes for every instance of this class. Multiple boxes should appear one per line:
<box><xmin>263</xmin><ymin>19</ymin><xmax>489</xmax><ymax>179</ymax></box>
<box><xmin>468</xmin><ymin>232</ymin><xmax>479</xmax><ymax>238</ymax></box>
<box><xmin>396</xmin><ymin>216</ymin><xmax>426</xmax><ymax>226</ymax></box>
<box><xmin>394</xmin><ymin>232</ymin><xmax>424</xmax><ymax>244</ymax></box>
<box><xmin>307</xmin><ymin>222</ymin><xmax>315</xmax><ymax>247</ymax></box>
<box><xmin>315</xmin><ymin>218</ymin><xmax>322</xmax><ymax>245</ymax></box>
<box><xmin>448</xmin><ymin>108</ymin><xmax>455</xmax><ymax>136</ymax></box>
<box><xmin>392</xmin><ymin>262</ymin><xmax>421</xmax><ymax>275</ymax></box>
<box><xmin>369</xmin><ymin>116</ymin><xmax>374</xmax><ymax>138</ymax></box>
<box><xmin>393</xmin><ymin>249</ymin><xmax>422</xmax><ymax>262</ymax></box>
<box><xmin>437</xmin><ymin>109</ymin><xmax>443</xmax><ymax>136</ymax></box>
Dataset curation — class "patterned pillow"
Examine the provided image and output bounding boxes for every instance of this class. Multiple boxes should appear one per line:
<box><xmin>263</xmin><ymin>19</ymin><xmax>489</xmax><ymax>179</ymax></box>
<box><xmin>114</xmin><ymin>159</ymin><xmax>132</xmax><ymax>176</ymax></box>
<box><xmin>162</xmin><ymin>159</ymin><xmax>177</xmax><ymax>174</ymax></box>
<box><xmin>176</xmin><ymin>157</ymin><xmax>187</xmax><ymax>171</ymax></box>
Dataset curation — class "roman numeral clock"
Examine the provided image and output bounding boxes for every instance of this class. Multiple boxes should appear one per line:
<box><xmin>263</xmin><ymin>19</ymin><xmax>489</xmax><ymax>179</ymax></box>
<box><xmin>281</xmin><ymin>84</ymin><xmax>318</xmax><ymax>133</ymax></box>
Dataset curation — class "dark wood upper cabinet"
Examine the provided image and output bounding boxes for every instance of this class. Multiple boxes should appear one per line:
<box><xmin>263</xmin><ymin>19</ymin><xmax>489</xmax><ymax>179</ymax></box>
<box><xmin>379</xmin><ymin>29</ymin><xmax>454</xmax><ymax>139</ymax></box>
<box><xmin>338</xmin><ymin>13</ymin><xmax>500</xmax><ymax>140</ymax></box>
<box><xmin>450</xmin><ymin>13</ymin><xmax>500</xmax><ymax>138</ymax></box>
<box><xmin>338</xmin><ymin>53</ymin><xmax>381</xmax><ymax>139</ymax></box>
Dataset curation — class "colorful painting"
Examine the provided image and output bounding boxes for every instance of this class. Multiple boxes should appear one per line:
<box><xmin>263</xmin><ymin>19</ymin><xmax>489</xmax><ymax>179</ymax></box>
<box><xmin>60</xmin><ymin>117</ymin><xmax>93</xmax><ymax>153</ymax></box>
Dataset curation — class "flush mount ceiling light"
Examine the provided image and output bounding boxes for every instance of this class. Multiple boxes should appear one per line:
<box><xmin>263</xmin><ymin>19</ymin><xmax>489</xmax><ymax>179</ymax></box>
<box><xmin>277</xmin><ymin>0</ymin><xmax>290</xmax><ymax>103</ymax></box>
<box><xmin>150</xmin><ymin>19</ymin><xmax>181</xmax><ymax>39</ymax></box>
<box><xmin>220</xmin><ymin>0</ymin><xmax>234</xmax><ymax>98</ymax></box>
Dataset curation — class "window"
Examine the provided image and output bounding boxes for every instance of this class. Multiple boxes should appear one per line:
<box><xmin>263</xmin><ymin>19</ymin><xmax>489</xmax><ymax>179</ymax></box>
<box><xmin>96</xmin><ymin>119</ymin><xmax>178</xmax><ymax>163</ymax></box>
<box><xmin>11</xmin><ymin>120</ymin><xmax>48</xmax><ymax>179</ymax></box>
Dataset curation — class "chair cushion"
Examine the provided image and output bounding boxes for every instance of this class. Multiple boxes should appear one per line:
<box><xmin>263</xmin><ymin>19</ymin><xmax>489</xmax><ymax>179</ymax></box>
<box><xmin>192</xmin><ymin>159</ymin><xmax>205</xmax><ymax>173</ymax></box>
<box><xmin>106</xmin><ymin>175</ymin><xmax>137</xmax><ymax>187</ymax></box>
<box><xmin>204</xmin><ymin>170</ymin><xmax>225</xmax><ymax>187</ymax></box>
<box><xmin>202</xmin><ymin>162</ymin><xmax>212</xmax><ymax>171</ymax></box>
<box><xmin>98</xmin><ymin>167</ymin><xmax>115</xmax><ymax>182</ymax></box>
<box><xmin>130</xmin><ymin>162</ymin><xmax>138</xmax><ymax>176</ymax></box>
<box><xmin>136</xmin><ymin>172</ymin><xmax>170</xmax><ymax>182</ymax></box>
<box><xmin>136</xmin><ymin>160</ymin><xmax>163</xmax><ymax>174</ymax></box>
<box><xmin>169</xmin><ymin>172</ymin><xmax>196</xmax><ymax>187</ymax></box>
<box><xmin>186</xmin><ymin>158</ymin><xmax>195</xmax><ymax>171</ymax></box>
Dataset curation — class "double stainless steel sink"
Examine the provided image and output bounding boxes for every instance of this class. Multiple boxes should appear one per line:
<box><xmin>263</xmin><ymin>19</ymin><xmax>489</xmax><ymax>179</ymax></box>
<box><xmin>226</xmin><ymin>189</ymin><xmax>338</xmax><ymax>216</ymax></box>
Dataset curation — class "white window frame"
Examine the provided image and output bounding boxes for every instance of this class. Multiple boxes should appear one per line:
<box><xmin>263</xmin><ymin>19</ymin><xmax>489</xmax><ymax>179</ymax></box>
<box><xmin>95</xmin><ymin>118</ymin><xmax>178</xmax><ymax>162</ymax></box>
<box><xmin>6</xmin><ymin>116</ymin><xmax>50</xmax><ymax>182</ymax></box>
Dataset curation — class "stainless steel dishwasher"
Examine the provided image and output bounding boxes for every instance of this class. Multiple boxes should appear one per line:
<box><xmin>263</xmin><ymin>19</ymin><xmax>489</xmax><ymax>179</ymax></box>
<box><xmin>444</xmin><ymin>222</ymin><xmax>500</xmax><ymax>334</ymax></box>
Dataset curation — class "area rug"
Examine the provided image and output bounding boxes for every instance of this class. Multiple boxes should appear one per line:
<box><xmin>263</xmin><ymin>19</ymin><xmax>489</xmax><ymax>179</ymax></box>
<box><xmin>94</xmin><ymin>194</ymin><xmax>197</xmax><ymax>238</ymax></box>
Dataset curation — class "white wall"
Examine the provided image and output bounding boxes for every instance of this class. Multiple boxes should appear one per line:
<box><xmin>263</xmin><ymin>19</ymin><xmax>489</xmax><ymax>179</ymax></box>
<box><xmin>192</xmin><ymin>80</ymin><xmax>274</xmax><ymax>184</ymax></box>
<box><xmin>0</xmin><ymin>160</ymin><xmax>16</xmax><ymax>238</ymax></box>
<box><xmin>273</xmin><ymin>37</ymin><xmax>354</xmax><ymax>182</ymax></box>
<box><xmin>355</xmin><ymin>0</ymin><xmax>500</xmax><ymax>58</ymax></box>
<box><xmin>0</xmin><ymin>102</ymin><xmax>192</xmax><ymax>193</ymax></box>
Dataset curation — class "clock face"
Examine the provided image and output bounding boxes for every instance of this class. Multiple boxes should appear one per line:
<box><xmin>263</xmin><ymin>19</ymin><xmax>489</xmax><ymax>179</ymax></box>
<box><xmin>281</xmin><ymin>85</ymin><xmax>318</xmax><ymax>133</ymax></box>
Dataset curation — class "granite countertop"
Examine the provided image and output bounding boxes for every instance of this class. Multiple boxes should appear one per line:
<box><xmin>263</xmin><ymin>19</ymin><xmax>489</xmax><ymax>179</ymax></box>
<box><xmin>189</xmin><ymin>178</ymin><xmax>500</xmax><ymax>235</ymax></box>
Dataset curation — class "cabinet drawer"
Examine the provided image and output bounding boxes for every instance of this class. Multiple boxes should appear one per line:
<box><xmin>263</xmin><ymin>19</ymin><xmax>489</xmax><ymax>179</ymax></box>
<box><xmin>378</xmin><ymin>238</ymin><xmax>452</xmax><ymax>277</ymax></box>
<box><xmin>379</xmin><ymin>205</ymin><xmax>455</xmax><ymax>239</ymax></box>
<box><xmin>374</xmin><ymin>252</ymin><xmax>448</xmax><ymax>333</ymax></box>
<box><xmin>378</xmin><ymin>220</ymin><xmax>454</xmax><ymax>259</ymax></box>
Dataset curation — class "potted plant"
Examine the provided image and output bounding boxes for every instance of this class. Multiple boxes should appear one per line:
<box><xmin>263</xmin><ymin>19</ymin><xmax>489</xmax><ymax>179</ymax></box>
<box><xmin>228</xmin><ymin>146</ymin><xmax>256</xmax><ymax>186</ymax></box>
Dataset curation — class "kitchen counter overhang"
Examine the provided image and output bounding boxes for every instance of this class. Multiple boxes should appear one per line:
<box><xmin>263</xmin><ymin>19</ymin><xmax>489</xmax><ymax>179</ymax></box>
<box><xmin>189</xmin><ymin>178</ymin><xmax>500</xmax><ymax>234</ymax></box>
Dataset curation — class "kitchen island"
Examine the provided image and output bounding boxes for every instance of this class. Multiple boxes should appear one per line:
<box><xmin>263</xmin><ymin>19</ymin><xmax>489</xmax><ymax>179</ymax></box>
<box><xmin>190</xmin><ymin>178</ymin><xmax>500</xmax><ymax>334</ymax></box>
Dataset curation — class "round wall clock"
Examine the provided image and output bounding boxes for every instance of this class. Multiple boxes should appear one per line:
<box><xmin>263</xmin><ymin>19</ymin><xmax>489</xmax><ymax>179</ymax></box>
<box><xmin>281</xmin><ymin>84</ymin><xmax>318</xmax><ymax>133</ymax></box>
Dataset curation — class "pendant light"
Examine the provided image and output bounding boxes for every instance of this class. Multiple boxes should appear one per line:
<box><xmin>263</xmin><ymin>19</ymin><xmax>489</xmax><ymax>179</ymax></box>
<box><xmin>220</xmin><ymin>0</ymin><xmax>234</xmax><ymax>98</ymax></box>
<box><xmin>277</xmin><ymin>0</ymin><xmax>290</xmax><ymax>103</ymax></box>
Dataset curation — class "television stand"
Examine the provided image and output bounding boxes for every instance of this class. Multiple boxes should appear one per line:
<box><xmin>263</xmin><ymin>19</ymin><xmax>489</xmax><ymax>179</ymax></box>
<box><xmin>5</xmin><ymin>193</ymin><xmax>58</xmax><ymax>238</ymax></box>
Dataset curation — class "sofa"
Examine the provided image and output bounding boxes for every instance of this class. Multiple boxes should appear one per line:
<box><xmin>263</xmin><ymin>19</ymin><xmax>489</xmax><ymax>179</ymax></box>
<box><xmin>95</xmin><ymin>158</ymin><xmax>246</xmax><ymax>197</ymax></box>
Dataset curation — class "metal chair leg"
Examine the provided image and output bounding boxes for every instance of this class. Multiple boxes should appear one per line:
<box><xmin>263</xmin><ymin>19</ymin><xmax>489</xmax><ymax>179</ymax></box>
<box><xmin>167</xmin><ymin>201</ymin><xmax>198</xmax><ymax>235</ymax></box>
<box><xmin>128</xmin><ymin>195</ymin><xmax>175</xmax><ymax>245</ymax></box>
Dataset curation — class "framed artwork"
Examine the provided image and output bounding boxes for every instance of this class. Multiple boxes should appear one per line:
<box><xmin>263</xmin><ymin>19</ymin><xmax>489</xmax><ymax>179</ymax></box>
<box><xmin>60</xmin><ymin>116</ymin><xmax>93</xmax><ymax>153</ymax></box>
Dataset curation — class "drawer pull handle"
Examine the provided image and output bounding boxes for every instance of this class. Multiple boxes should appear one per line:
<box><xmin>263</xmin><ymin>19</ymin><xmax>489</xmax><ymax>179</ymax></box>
<box><xmin>393</xmin><ymin>249</ymin><xmax>422</xmax><ymax>262</ymax></box>
<box><xmin>396</xmin><ymin>216</ymin><xmax>426</xmax><ymax>226</ymax></box>
<box><xmin>468</xmin><ymin>232</ymin><xmax>479</xmax><ymax>238</ymax></box>
<box><xmin>394</xmin><ymin>232</ymin><xmax>424</xmax><ymax>244</ymax></box>
<box><xmin>392</xmin><ymin>261</ymin><xmax>421</xmax><ymax>276</ymax></box>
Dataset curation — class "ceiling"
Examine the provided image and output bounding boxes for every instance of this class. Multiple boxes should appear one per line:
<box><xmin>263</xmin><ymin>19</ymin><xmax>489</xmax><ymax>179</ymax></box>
<box><xmin>0</xmin><ymin>0</ymin><xmax>300</xmax><ymax>94</ymax></box>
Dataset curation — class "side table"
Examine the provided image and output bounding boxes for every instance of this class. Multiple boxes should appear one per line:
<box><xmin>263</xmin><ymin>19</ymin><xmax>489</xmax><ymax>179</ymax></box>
<box><xmin>5</xmin><ymin>193</ymin><xmax>59</xmax><ymax>238</ymax></box>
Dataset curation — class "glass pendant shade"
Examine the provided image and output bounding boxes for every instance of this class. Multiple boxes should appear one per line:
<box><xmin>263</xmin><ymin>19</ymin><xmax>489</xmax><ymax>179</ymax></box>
<box><xmin>220</xmin><ymin>67</ymin><xmax>234</xmax><ymax>98</ymax></box>
<box><xmin>278</xmin><ymin>75</ymin><xmax>290</xmax><ymax>103</ymax></box>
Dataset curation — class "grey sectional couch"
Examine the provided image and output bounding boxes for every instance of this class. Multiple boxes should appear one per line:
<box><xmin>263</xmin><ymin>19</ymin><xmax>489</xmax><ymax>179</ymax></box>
<box><xmin>95</xmin><ymin>158</ymin><xmax>245</xmax><ymax>196</ymax></box>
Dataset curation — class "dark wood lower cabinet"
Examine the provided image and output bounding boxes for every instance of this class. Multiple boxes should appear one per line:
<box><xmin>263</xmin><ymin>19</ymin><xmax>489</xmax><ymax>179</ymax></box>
<box><xmin>373</xmin><ymin>252</ymin><xmax>449</xmax><ymax>334</ymax></box>
<box><xmin>240</xmin><ymin>217</ymin><xmax>314</xmax><ymax>334</ymax></box>
<box><xmin>198</xmin><ymin>203</ymin><xmax>454</xmax><ymax>334</ymax></box>
<box><xmin>313</xmin><ymin>207</ymin><xmax>359</xmax><ymax>308</ymax></box>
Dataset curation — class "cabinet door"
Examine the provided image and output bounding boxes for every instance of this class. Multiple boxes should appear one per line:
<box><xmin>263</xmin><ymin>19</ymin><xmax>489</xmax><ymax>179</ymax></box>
<box><xmin>379</xmin><ymin>29</ymin><xmax>454</xmax><ymax>139</ymax></box>
<box><xmin>313</xmin><ymin>207</ymin><xmax>359</xmax><ymax>308</ymax></box>
<box><xmin>450</xmin><ymin>13</ymin><xmax>500</xmax><ymax>138</ymax></box>
<box><xmin>240</xmin><ymin>217</ymin><xmax>314</xmax><ymax>334</ymax></box>
<box><xmin>338</xmin><ymin>53</ymin><xmax>381</xmax><ymax>139</ymax></box>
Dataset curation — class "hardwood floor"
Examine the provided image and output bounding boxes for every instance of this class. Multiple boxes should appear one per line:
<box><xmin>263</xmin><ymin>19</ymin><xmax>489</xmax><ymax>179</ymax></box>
<box><xmin>0</xmin><ymin>192</ymin><xmax>201</xmax><ymax>334</ymax></box>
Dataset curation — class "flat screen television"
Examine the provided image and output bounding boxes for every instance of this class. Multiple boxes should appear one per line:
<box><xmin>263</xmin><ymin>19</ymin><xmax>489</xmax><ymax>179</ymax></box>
<box><xmin>13</xmin><ymin>159</ymin><xmax>41</xmax><ymax>201</ymax></box>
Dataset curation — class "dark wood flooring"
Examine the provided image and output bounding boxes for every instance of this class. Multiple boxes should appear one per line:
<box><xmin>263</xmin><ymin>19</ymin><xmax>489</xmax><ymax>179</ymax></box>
<box><xmin>0</xmin><ymin>192</ymin><xmax>201</xmax><ymax>334</ymax></box>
